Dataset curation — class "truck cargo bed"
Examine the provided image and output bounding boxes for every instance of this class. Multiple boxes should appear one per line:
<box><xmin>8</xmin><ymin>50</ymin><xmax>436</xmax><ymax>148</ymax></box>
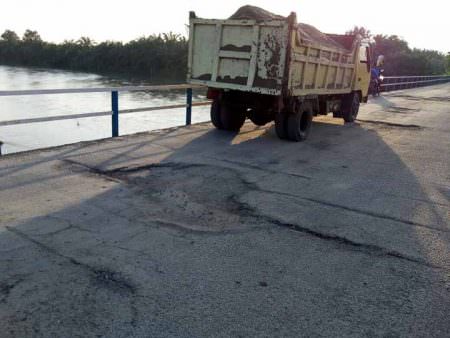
<box><xmin>187</xmin><ymin>8</ymin><xmax>362</xmax><ymax>97</ymax></box>
<box><xmin>188</xmin><ymin>16</ymin><xmax>289</xmax><ymax>95</ymax></box>
<box><xmin>288</xmin><ymin>24</ymin><xmax>358</xmax><ymax>96</ymax></box>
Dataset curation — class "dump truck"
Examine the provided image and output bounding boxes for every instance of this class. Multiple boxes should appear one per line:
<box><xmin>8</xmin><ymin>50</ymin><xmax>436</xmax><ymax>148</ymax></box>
<box><xmin>187</xmin><ymin>6</ymin><xmax>372</xmax><ymax>141</ymax></box>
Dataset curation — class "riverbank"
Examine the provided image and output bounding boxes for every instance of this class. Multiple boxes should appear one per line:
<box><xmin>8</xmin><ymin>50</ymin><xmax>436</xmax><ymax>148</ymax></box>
<box><xmin>0</xmin><ymin>32</ymin><xmax>187</xmax><ymax>80</ymax></box>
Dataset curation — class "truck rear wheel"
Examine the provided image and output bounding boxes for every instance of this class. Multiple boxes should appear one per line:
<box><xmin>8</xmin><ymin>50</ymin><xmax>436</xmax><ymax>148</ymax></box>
<box><xmin>275</xmin><ymin>113</ymin><xmax>288</xmax><ymax>139</ymax></box>
<box><xmin>248</xmin><ymin>110</ymin><xmax>272</xmax><ymax>126</ymax></box>
<box><xmin>342</xmin><ymin>92</ymin><xmax>360</xmax><ymax>123</ymax></box>
<box><xmin>220</xmin><ymin>102</ymin><xmax>246</xmax><ymax>131</ymax></box>
<box><xmin>210</xmin><ymin>99</ymin><xmax>223</xmax><ymax>129</ymax></box>
<box><xmin>210</xmin><ymin>99</ymin><xmax>246</xmax><ymax>131</ymax></box>
<box><xmin>287</xmin><ymin>105</ymin><xmax>313</xmax><ymax>142</ymax></box>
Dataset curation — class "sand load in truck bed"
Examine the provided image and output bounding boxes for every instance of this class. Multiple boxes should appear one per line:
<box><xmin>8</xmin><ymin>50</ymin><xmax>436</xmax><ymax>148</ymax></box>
<box><xmin>229</xmin><ymin>5</ymin><xmax>353</xmax><ymax>53</ymax></box>
<box><xmin>228</xmin><ymin>5</ymin><xmax>285</xmax><ymax>21</ymax></box>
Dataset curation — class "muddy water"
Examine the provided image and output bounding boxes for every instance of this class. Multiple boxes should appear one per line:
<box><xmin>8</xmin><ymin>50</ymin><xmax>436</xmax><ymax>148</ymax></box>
<box><xmin>0</xmin><ymin>65</ymin><xmax>209</xmax><ymax>154</ymax></box>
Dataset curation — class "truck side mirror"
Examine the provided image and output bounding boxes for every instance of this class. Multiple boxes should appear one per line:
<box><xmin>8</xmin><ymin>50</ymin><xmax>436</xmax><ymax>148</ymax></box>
<box><xmin>377</xmin><ymin>55</ymin><xmax>385</xmax><ymax>67</ymax></box>
<box><xmin>366</xmin><ymin>47</ymin><xmax>371</xmax><ymax>73</ymax></box>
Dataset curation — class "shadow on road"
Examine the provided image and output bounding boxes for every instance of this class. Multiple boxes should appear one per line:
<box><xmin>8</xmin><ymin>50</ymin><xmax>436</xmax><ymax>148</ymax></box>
<box><xmin>1</xmin><ymin>115</ymin><xmax>449</xmax><ymax>337</ymax></box>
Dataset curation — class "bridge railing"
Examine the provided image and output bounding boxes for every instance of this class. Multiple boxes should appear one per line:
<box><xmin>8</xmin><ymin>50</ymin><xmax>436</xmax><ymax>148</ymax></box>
<box><xmin>0</xmin><ymin>84</ymin><xmax>211</xmax><ymax>138</ymax></box>
<box><xmin>1</xmin><ymin>76</ymin><xmax>449</xmax><ymax>153</ymax></box>
<box><xmin>381</xmin><ymin>75</ymin><xmax>450</xmax><ymax>91</ymax></box>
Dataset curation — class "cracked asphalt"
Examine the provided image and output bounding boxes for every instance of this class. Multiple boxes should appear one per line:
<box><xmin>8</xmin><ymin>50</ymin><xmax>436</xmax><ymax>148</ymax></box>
<box><xmin>1</xmin><ymin>84</ymin><xmax>450</xmax><ymax>337</ymax></box>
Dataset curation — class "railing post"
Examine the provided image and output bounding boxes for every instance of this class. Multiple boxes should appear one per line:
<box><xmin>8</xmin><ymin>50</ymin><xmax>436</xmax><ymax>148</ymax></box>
<box><xmin>186</xmin><ymin>88</ymin><xmax>192</xmax><ymax>126</ymax></box>
<box><xmin>111</xmin><ymin>91</ymin><xmax>119</xmax><ymax>137</ymax></box>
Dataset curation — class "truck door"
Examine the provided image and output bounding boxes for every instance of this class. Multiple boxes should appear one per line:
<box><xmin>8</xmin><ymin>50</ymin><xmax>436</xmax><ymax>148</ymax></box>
<box><xmin>354</xmin><ymin>45</ymin><xmax>371</xmax><ymax>98</ymax></box>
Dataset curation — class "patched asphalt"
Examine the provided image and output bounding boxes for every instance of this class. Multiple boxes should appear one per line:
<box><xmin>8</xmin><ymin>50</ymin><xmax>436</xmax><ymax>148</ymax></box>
<box><xmin>1</xmin><ymin>84</ymin><xmax>449</xmax><ymax>337</ymax></box>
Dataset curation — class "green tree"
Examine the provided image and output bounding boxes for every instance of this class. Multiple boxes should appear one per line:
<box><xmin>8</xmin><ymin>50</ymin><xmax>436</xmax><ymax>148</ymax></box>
<box><xmin>346</xmin><ymin>26</ymin><xmax>371</xmax><ymax>39</ymax></box>
<box><xmin>77</xmin><ymin>37</ymin><xmax>95</xmax><ymax>47</ymax></box>
<box><xmin>1</xmin><ymin>29</ymin><xmax>19</xmax><ymax>42</ymax></box>
<box><xmin>22</xmin><ymin>29</ymin><xmax>42</xmax><ymax>43</ymax></box>
<box><xmin>344</xmin><ymin>28</ymin><xmax>447</xmax><ymax>75</ymax></box>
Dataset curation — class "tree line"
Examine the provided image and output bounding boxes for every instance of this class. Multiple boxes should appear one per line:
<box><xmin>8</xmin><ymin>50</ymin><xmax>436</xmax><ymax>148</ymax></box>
<box><xmin>0</xmin><ymin>28</ymin><xmax>448</xmax><ymax>79</ymax></box>
<box><xmin>0</xmin><ymin>29</ymin><xmax>188</xmax><ymax>82</ymax></box>
<box><xmin>346</xmin><ymin>26</ymin><xmax>448</xmax><ymax>76</ymax></box>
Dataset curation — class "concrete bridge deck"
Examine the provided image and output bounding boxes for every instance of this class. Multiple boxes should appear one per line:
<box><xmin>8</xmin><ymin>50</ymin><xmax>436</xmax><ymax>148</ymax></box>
<box><xmin>1</xmin><ymin>84</ymin><xmax>449</xmax><ymax>337</ymax></box>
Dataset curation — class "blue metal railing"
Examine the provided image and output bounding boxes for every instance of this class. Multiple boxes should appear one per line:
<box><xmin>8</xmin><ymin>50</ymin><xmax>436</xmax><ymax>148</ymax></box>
<box><xmin>186</xmin><ymin>88</ymin><xmax>192</xmax><ymax>126</ymax></box>
<box><xmin>381</xmin><ymin>75</ymin><xmax>450</xmax><ymax>92</ymax></box>
<box><xmin>1</xmin><ymin>76</ymin><xmax>449</xmax><ymax>154</ymax></box>
<box><xmin>0</xmin><ymin>84</ymin><xmax>210</xmax><ymax>139</ymax></box>
<box><xmin>111</xmin><ymin>90</ymin><xmax>119</xmax><ymax>137</ymax></box>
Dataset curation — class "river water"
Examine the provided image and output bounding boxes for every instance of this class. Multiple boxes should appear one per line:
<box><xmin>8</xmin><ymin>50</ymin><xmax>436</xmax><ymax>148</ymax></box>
<box><xmin>0</xmin><ymin>65</ymin><xmax>210</xmax><ymax>154</ymax></box>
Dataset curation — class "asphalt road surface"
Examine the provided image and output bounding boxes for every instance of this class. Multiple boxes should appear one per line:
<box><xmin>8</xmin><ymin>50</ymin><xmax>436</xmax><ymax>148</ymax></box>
<box><xmin>1</xmin><ymin>84</ymin><xmax>449</xmax><ymax>337</ymax></box>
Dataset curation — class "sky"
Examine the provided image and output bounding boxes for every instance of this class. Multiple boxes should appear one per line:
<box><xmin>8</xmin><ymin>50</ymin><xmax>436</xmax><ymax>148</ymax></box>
<box><xmin>1</xmin><ymin>0</ymin><xmax>448</xmax><ymax>52</ymax></box>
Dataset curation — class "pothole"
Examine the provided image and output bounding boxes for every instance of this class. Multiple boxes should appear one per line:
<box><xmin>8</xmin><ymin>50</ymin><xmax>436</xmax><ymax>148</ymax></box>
<box><xmin>357</xmin><ymin>120</ymin><xmax>423</xmax><ymax>130</ymax></box>
<box><xmin>92</xmin><ymin>269</ymin><xmax>136</xmax><ymax>294</ymax></box>
<box><xmin>387</xmin><ymin>95</ymin><xmax>450</xmax><ymax>103</ymax></box>
<box><xmin>386</xmin><ymin>106</ymin><xmax>419</xmax><ymax>114</ymax></box>
<box><xmin>114</xmin><ymin>162</ymin><xmax>256</xmax><ymax>232</ymax></box>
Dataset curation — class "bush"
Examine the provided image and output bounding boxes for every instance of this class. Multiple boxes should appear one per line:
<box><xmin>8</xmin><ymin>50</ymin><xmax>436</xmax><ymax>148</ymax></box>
<box><xmin>1</xmin><ymin>28</ymin><xmax>448</xmax><ymax>79</ymax></box>
<box><xmin>0</xmin><ymin>30</ymin><xmax>188</xmax><ymax>82</ymax></box>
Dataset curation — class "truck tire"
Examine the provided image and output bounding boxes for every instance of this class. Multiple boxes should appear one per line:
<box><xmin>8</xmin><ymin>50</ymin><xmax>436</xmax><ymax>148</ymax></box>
<box><xmin>248</xmin><ymin>110</ymin><xmax>272</xmax><ymax>126</ymax></box>
<box><xmin>210</xmin><ymin>99</ymin><xmax>223</xmax><ymax>129</ymax></box>
<box><xmin>287</xmin><ymin>105</ymin><xmax>313</xmax><ymax>142</ymax></box>
<box><xmin>342</xmin><ymin>92</ymin><xmax>360</xmax><ymax>123</ymax></box>
<box><xmin>220</xmin><ymin>102</ymin><xmax>246</xmax><ymax>131</ymax></box>
<box><xmin>275</xmin><ymin>113</ymin><xmax>288</xmax><ymax>139</ymax></box>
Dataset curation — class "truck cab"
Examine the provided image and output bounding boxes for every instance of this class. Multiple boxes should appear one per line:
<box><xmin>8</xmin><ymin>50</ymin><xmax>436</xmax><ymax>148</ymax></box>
<box><xmin>354</xmin><ymin>42</ymin><xmax>372</xmax><ymax>100</ymax></box>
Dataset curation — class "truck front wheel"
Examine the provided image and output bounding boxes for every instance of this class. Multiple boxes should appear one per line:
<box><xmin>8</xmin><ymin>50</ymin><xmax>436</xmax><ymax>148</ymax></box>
<box><xmin>342</xmin><ymin>92</ymin><xmax>360</xmax><ymax>123</ymax></box>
